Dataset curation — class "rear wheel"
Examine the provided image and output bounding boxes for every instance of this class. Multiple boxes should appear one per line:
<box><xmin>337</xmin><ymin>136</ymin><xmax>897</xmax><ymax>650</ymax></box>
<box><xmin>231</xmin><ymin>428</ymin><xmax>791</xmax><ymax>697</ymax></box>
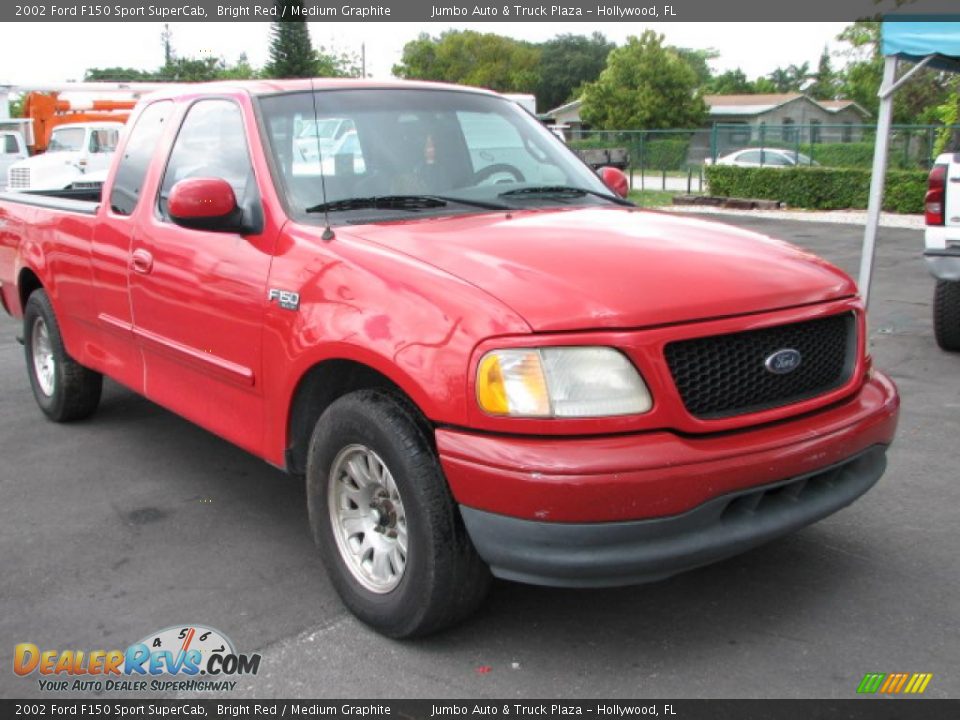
<box><xmin>934</xmin><ymin>280</ymin><xmax>960</xmax><ymax>352</ymax></box>
<box><xmin>23</xmin><ymin>290</ymin><xmax>102</xmax><ymax>421</ymax></box>
<box><xmin>306</xmin><ymin>389</ymin><xmax>491</xmax><ymax>638</ymax></box>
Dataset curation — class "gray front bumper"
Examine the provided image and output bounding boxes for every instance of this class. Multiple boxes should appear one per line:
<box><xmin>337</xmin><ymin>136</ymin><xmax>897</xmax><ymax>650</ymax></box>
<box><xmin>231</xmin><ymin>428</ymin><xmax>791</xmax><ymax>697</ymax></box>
<box><xmin>461</xmin><ymin>446</ymin><xmax>888</xmax><ymax>588</ymax></box>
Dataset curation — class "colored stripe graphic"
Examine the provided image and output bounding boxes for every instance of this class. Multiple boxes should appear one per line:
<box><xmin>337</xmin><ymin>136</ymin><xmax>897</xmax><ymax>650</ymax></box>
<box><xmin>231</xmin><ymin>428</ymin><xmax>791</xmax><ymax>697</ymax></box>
<box><xmin>857</xmin><ymin>673</ymin><xmax>886</xmax><ymax>693</ymax></box>
<box><xmin>858</xmin><ymin>672</ymin><xmax>932</xmax><ymax>694</ymax></box>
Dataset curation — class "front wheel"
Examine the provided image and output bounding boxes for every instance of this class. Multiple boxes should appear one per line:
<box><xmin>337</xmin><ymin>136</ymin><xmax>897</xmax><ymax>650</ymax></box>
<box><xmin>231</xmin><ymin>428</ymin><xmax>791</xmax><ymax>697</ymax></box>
<box><xmin>23</xmin><ymin>290</ymin><xmax>102</xmax><ymax>422</ymax></box>
<box><xmin>934</xmin><ymin>280</ymin><xmax>960</xmax><ymax>352</ymax></box>
<box><xmin>306</xmin><ymin>390</ymin><xmax>491</xmax><ymax>638</ymax></box>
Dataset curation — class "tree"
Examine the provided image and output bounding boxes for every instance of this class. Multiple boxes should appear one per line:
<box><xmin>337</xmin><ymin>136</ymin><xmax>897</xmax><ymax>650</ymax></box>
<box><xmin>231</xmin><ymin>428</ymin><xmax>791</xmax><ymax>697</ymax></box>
<box><xmin>161</xmin><ymin>24</ymin><xmax>174</xmax><ymax>66</ymax></box>
<box><xmin>751</xmin><ymin>76</ymin><xmax>778</xmax><ymax>93</ymax></box>
<box><xmin>536</xmin><ymin>33</ymin><xmax>613</xmax><ymax>112</ymax></box>
<box><xmin>580</xmin><ymin>31</ymin><xmax>707</xmax><ymax>130</ymax></box>
<box><xmin>932</xmin><ymin>82</ymin><xmax>960</xmax><ymax>156</ymax></box>
<box><xmin>787</xmin><ymin>62</ymin><xmax>811</xmax><ymax>90</ymax></box>
<box><xmin>9</xmin><ymin>94</ymin><xmax>24</xmax><ymax>118</ymax></box>
<box><xmin>316</xmin><ymin>45</ymin><xmax>362</xmax><ymax>78</ymax></box>
<box><xmin>835</xmin><ymin>20</ymin><xmax>955</xmax><ymax>123</ymax></box>
<box><xmin>214</xmin><ymin>53</ymin><xmax>259</xmax><ymax>80</ymax></box>
<box><xmin>673</xmin><ymin>47</ymin><xmax>718</xmax><ymax>88</ymax></box>
<box><xmin>156</xmin><ymin>57</ymin><xmax>225</xmax><ymax>82</ymax></box>
<box><xmin>83</xmin><ymin>67</ymin><xmax>156</xmax><ymax>82</ymax></box>
<box><xmin>809</xmin><ymin>47</ymin><xmax>837</xmax><ymax>100</ymax></box>
<box><xmin>393</xmin><ymin>30</ymin><xmax>541</xmax><ymax>94</ymax></box>
<box><xmin>706</xmin><ymin>69</ymin><xmax>754</xmax><ymax>95</ymax></box>
<box><xmin>767</xmin><ymin>67</ymin><xmax>793</xmax><ymax>93</ymax></box>
<box><xmin>264</xmin><ymin>0</ymin><xmax>316</xmax><ymax>78</ymax></box>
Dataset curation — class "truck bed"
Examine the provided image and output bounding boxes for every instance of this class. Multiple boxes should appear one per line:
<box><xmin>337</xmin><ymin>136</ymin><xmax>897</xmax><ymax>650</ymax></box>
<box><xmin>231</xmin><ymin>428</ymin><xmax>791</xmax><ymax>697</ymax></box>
<box><xmin>0</xmin><ymin>187</ymin><xmax>102</xmax><ymax>212</ymax></box>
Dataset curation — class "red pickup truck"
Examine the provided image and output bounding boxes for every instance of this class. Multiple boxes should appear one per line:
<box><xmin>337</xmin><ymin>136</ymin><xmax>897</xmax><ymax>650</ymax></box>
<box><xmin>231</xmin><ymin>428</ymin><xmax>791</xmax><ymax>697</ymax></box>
<box><xmin>0</xmin><ymin>80</ymin><xmax>899</xmax><ymax>637</ymax></box>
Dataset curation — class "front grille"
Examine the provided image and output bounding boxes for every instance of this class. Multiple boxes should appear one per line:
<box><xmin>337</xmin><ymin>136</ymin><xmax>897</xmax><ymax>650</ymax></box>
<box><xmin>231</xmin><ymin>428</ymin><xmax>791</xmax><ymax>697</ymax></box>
<box><xmin>664</xmin><ymin>312</ymin><xmax>855</xmax><ymax>419</ymax></box>
<box><xmin>9</xmin><ymin>167</ymin><xmax>30</xmax><ymax>189</ymax></box>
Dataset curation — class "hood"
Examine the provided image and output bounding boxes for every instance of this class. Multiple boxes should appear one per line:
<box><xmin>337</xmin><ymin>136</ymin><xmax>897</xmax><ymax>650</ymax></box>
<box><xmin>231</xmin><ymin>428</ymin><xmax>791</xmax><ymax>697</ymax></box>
<box><xmin>9</xmin><ymin>152</ymin><xmax>85</xmax><ymax>190</ymax></box>
<box><xmin>343</xmin><ymin>206</ymin><xmax>857</xmax><ymax>332</ymax></box>
<box><xmin>12</xmin><ymin>151</ymin><xmax>83</xmax><ymax>171</ymax></box>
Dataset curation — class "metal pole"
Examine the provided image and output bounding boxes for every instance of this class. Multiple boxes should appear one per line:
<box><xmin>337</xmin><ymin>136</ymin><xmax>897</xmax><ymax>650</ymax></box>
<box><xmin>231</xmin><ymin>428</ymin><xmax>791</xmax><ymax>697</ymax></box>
<box><xmin>858</xmin><ymin>55</ymin><xmax>898</xmax><ymax>308</ymax></box>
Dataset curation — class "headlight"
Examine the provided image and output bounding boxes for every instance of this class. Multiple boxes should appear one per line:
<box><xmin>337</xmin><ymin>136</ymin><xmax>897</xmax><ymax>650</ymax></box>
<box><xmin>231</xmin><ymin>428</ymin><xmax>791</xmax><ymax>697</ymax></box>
<box><xmin>476</xmin><ymin>347</ymin><xmax>652</xmax><ymax>418</ymax></box>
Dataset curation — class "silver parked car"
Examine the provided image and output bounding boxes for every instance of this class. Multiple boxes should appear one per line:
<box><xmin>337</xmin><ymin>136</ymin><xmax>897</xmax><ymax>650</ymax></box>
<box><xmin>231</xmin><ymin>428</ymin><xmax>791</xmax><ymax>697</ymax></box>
<box><xmin>713</xmin><ymin>148</ymin><xmax>819</xmax><ymax>168</ymax></box>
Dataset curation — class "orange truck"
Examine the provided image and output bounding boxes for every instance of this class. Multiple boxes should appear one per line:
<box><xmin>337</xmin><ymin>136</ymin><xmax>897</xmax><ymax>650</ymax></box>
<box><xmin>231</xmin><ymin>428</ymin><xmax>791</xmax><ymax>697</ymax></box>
<box><xmin>19</xmin><ymin>91</ymin><xmax>135</xmax><ymax>153</ymax></box>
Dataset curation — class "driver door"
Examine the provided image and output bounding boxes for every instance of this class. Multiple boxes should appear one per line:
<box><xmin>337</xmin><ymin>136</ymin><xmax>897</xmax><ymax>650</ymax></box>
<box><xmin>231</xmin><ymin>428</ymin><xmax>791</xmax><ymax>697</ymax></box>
<box><xmin>128</xmin><ymin>98</ymin><xmax>274</xmax><ymax>455</ymax></box>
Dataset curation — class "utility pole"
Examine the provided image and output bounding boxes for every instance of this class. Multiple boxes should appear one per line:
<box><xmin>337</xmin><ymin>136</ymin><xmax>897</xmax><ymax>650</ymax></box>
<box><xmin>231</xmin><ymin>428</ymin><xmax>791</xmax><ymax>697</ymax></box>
<box><xmin>361</xmin><ymin>43</ymin><xmax>366</xmax><ymax>78</ymax></box>
<box><xmin>161</xmin><ymin>24</ymin><xmax>173</xmax><ymax>66</ymax></box>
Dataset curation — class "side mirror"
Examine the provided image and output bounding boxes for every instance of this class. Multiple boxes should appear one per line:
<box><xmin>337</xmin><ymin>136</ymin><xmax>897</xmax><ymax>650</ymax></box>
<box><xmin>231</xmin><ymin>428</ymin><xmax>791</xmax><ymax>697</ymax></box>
<box><xmin>168</xmin><ymin>177</ymin><xmax>243</xmax><ymax>232</ymax></box>
<box><xmin>598</xmin><ymin>166</ymin><xmax>629</xmax><ymax>198</ymax></box>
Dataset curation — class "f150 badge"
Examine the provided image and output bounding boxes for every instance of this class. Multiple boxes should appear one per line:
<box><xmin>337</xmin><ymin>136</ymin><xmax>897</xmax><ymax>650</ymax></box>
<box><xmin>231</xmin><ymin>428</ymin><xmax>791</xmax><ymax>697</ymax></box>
<box><xmin>268</xmin><ymin>288</ymin><xmax>300</xmax><ymax>311</ymax></box>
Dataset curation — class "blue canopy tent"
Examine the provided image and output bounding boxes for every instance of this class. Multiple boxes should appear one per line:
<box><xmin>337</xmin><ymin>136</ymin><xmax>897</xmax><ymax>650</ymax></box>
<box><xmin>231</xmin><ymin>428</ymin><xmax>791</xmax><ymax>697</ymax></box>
<box><xmin>859</xmin><ymin>18</ymin><xmax>960</xmax><ymax>305</ymax></box>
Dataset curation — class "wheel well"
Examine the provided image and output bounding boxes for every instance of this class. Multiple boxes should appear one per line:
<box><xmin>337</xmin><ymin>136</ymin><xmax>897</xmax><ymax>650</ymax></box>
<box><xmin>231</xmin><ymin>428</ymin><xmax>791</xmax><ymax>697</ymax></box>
<box><xmin>285</xmin><ymin>359</ymin><xmax>433</xmax><ymax>476</ymax></box>
<box><xmin>17</xmin><ymin>268</ymin><xmax>42</xmax><ymax>312</ymax></box>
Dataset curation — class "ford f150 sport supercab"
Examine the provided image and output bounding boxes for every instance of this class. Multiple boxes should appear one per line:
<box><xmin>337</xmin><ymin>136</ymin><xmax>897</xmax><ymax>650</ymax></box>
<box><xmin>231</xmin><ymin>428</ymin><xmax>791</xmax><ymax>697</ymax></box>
<box><xmin>0</xmin><ymin>80</ymin><xmax>900</xmax><ymax>638</ymax></box>
<box><xmin>925</xmin><ymin>152</ymin><xmax>960</xmax><ymax>351</ymax></box>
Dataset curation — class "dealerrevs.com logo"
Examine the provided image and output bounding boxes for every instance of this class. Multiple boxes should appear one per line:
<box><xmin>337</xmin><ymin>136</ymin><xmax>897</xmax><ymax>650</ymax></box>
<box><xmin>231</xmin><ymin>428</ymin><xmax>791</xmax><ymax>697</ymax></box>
<box><xmin>14</xmin><ymin>624</ymin><xmax>261</xmax><ymax>693</ymax></box>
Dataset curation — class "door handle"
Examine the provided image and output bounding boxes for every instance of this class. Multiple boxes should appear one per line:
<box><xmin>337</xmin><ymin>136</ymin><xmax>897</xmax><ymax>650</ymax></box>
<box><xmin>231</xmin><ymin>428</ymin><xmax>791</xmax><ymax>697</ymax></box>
<box><xmin>131</xmin><ymin>248</ymin><xmax>154</xmax><ymax>275</ymax></box>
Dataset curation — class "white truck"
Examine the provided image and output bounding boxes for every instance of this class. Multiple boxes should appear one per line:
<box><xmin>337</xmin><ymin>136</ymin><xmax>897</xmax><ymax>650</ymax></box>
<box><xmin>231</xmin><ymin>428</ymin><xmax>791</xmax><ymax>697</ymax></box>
<box><xmin>6</xmin><ymin>122</ymin><xmax>122</xmax><ymax>193</ymax></box>
<box><xmin>925</xmin><ymin>152</ymin><xmax>960</xmax><ymax>351</ymax></box>
<box><xmin>0</xmin><ymin>130</ymin><xmax>28</xmax><ymax>191</ymax></box>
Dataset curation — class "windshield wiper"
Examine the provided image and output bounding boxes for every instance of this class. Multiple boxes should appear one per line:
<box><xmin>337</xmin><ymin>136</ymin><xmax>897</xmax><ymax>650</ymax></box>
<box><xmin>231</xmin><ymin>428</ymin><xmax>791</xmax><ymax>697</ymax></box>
<box><xmin>498</xmin><ymin>185</ymin><xmax>633</xmax><ymax>206</ymax></box>
<box><xmin>305</xmin><ymin>195</ymin><xmax>447</xmax><ymax>214</ymax></box>
<box><xmin>305</xmin><ymin>194</ymin><xmax>511</xmax><ymax>214</ymax></box>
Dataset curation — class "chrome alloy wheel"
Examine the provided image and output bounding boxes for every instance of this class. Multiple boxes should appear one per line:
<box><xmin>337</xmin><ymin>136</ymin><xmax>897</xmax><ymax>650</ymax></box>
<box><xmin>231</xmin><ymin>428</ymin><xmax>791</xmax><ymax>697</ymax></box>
<box><xmin>328</xmin><ymin>444</ymin><xmax>409</xmax><ymax>593</ymax></box>
<box><xmin>31</xmin><ymin>316</ymin><xmax>56</xmax><ymax>396</ymax></box>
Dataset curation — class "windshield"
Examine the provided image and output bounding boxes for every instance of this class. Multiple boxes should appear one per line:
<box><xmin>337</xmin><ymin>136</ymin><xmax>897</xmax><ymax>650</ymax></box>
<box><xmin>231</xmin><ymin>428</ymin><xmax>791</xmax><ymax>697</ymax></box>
<box><xmin>258</xmin><ymin>89</ymin><xmax>618</xmax><ymax>222</ymax></box>
<box><xmin>48</xmin><ymin>128</ymin><xmax>86</xmax><ymax>153</ymax></box>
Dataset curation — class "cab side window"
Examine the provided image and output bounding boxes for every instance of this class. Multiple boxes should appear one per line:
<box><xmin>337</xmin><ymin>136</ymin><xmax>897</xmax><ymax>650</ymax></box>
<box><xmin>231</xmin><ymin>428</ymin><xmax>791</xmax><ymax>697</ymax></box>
<box><xmin>110</xmin><ymin>101</ymin><xmax>173</xmax><ymax>216</ymax></box>
<box><xmin>89</xmin><ymin>129</ymin><xmax>119</xmax><ymax>154</ymax></box>
<box><xmin>3</xmin><ymin>135</ymin><xmax>18</xmax><ymax>154</ymax></box>
<box><xmin>159</xmin><ymin>100</ymin><xmax>254</xmax><ymax>219</ymax></box>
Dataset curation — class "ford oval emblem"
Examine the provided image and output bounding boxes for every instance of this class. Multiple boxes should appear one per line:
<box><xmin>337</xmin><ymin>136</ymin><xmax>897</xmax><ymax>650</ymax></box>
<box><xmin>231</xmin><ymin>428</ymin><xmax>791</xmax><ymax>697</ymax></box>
<box><xmin>764</xmin><ymin>348</ymin><xmax>802</xmax><ymax>375</ymax></box>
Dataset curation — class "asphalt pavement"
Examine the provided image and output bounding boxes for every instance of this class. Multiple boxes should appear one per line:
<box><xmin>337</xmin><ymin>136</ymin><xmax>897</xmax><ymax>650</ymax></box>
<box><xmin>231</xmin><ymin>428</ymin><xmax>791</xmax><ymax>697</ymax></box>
<box><xmin>1</xmin><ymin>214</ymin><xmax>957</xmax><ymax>700</ymax></box>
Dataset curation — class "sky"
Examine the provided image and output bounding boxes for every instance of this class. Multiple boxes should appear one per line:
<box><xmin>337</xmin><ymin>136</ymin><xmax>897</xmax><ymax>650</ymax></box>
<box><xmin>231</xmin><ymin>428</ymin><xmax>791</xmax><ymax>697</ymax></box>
<box><xmin>0</xmin><ymin>22</ymin><xmax>851</xmax><ymax>90</ymax></box>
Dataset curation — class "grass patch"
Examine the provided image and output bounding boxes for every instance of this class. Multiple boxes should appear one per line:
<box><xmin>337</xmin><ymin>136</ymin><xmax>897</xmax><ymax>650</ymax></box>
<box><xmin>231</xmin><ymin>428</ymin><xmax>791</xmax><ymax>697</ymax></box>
<box><xmin>628</xmin><ymin>189</ymin><xmax>678</xmax><ymax>207</ymax></box>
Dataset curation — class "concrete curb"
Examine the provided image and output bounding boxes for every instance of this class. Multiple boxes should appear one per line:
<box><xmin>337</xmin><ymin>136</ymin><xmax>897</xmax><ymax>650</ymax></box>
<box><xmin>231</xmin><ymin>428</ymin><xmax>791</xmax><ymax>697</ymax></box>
<box><xmin>658</xmin><ymin>204</ymin><xmax>925</xmax><ymax>230</ymax></box>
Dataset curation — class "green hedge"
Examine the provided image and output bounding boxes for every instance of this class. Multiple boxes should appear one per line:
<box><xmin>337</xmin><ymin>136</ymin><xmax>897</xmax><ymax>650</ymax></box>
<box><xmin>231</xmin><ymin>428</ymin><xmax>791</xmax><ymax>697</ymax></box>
<box><xmin>643</xmin><ymin>139</ymin><xmax>689</xmax><ymax>171</ymax></box>
<box><xmin>807</xmin><ymin>143</ymin><xmax>876</xmax><ymax>168</ymax></box>
<box><xmin>738</xmin><ymin>141</ymin><xmax>916</xmax><ymax>169</ymax></box>
<box><xmin>704</xmin><ymin>165</ymin><xmax>927</xmax><ymax>214</ymax></box>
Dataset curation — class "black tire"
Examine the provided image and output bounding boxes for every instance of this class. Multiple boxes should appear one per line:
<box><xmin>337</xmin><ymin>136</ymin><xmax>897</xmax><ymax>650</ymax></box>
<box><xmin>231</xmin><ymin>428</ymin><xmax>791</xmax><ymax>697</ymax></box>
<box><xmin>23</xmin><ymin>289</ymin><xmax>102</xmax><ymax>422</ymax></box>
<box><xmin>934</xmin><ymin>280</ymin><xmax>960</xmax><ymax>352</ymax></box>
<box><xmin>306</xmin><ymin>389</ymin><xmax>491</xmax><ymax>638</ymax></box>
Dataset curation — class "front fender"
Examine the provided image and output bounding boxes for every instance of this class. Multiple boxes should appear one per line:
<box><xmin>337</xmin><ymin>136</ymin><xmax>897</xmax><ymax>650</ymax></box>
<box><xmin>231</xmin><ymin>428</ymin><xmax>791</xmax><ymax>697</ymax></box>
<box><xmin>259</xmin><ymin>224</ymin><xmax>531</xmax><ymax>468</ymax></box>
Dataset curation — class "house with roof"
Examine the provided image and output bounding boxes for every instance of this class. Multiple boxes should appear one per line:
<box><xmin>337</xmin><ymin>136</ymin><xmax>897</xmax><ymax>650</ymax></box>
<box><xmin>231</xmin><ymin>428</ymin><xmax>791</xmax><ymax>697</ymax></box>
<box><xmin>705</xmin><ymin>93</ymin><xmax>871</xmax><ymax>143</ymax></box>
<box><xmin>542</xmin><ymin>93</ymin><xmax>871</xmax><ymax>142</ymax></box>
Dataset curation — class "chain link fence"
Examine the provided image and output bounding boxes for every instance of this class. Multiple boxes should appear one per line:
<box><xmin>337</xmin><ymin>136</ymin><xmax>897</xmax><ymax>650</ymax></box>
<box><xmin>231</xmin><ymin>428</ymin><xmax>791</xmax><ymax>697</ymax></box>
<box><xmin>565</xmin><ymin>123</ymin><xmax>959</xmax><ymax>194</ymax></box>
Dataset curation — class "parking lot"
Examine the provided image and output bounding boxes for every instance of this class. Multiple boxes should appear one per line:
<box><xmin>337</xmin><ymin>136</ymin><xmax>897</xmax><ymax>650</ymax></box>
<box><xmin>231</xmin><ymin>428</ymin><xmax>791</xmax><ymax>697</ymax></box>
<box><xmin>1</xmin><ymin>214</ymin><xmax>958</xmax><ymax>699</ymax></box>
